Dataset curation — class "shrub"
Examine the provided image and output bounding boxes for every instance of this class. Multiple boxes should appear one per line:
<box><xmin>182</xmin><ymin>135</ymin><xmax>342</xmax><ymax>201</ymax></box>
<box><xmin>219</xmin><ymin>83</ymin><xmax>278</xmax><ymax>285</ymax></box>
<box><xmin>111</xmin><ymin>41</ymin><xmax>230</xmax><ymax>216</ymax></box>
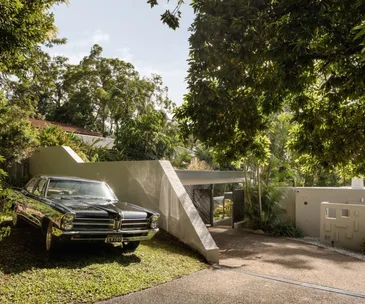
<box><xmin>269</xmin><ymin>220</ymin><xmax>303</xmax><ymax>238</ymax></box>
<box><xmin>38</xmin><ymin>125</ymin><xmax>89</xmax><ymax>161</ymax></box>
<box><xmin>243</xmin><ymin>185</ymin><xmax>303</xmax><ymax>238</ymax></box>
<box><xmin>214</xmin><ymin>199</ymin><xmax>232</xmax><ymax>220</ymax></box>
<box><xmin>0</xmin><ymin>155</ymin><xmax>11</xmax><ymax>241</ymax></box>
<box><xmin>244</xmin><ymin>185</ymin><xmax>286</xmax><ymax>230</ymax></box>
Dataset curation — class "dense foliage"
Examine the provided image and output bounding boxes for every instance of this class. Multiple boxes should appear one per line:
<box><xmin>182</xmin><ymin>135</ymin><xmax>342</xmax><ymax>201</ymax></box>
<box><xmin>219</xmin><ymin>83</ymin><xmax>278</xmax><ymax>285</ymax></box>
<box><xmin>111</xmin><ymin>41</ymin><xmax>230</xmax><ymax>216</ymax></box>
<box><xmin>0</xmin><ymin>0</ymin><xmax>67</xmax><ymax>78</ymax></box>
<box><xmin>244</xmin><ymin>185</ymin><xmax>302</xmax><ymax>237</ymax></box>
<box><xmin>0</xmin><ymin>94</ymin><xmax>38</xmax><ymax>168</ymax></box>
<box><xmin>38</xmin><ymin>126</ymin><xmax>89</xmax><ymax>162</ymax></box>
<box><xmin>177</xmin><ymin>0</ymin><xmax>365</xmax><ymax>176</ymax></box>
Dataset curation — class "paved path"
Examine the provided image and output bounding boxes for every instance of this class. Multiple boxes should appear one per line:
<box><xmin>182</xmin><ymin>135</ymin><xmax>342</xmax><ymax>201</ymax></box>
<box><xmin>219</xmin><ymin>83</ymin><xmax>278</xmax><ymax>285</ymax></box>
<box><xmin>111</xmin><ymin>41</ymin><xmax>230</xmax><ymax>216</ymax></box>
<box><xmin>99</xmin><ymin>226</ymin><xmax>365</xmax><ymax>304</ymax></box>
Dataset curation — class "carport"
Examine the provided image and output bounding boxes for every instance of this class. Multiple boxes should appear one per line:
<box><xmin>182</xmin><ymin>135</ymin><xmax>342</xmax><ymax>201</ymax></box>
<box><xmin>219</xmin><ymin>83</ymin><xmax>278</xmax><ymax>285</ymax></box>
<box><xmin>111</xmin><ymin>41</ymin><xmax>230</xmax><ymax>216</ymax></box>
<box><xmin>175</xmin><ymin>170</ymin><xmax>246</xmax><ymax>227</ymax></box>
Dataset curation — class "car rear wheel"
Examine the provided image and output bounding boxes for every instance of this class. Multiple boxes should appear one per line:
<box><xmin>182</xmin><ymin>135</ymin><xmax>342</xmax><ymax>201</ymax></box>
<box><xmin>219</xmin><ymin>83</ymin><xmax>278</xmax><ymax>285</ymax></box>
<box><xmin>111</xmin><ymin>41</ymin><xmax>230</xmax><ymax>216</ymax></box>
<box><xmin>122</xmin><ymin>241</ymin><xmax>140</xmax><ymax>252</ymax></box>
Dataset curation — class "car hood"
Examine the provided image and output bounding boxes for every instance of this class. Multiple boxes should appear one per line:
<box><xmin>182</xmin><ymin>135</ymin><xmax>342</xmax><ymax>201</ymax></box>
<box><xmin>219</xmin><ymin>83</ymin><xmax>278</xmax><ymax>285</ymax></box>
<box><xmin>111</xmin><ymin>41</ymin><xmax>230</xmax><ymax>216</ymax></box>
<box><xmin>52</xmin><ymin>199</ymin><xmax>149</xmax><ymax>219</ymax></box>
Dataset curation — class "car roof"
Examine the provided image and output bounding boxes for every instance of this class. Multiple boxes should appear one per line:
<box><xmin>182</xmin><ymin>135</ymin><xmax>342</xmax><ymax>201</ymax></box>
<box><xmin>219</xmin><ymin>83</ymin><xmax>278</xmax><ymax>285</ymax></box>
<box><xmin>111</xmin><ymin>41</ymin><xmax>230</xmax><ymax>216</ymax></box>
<box><xmin>34</xmin><ymin>175</ymin><xmax>105</xmax><ymax>183</ymax></box>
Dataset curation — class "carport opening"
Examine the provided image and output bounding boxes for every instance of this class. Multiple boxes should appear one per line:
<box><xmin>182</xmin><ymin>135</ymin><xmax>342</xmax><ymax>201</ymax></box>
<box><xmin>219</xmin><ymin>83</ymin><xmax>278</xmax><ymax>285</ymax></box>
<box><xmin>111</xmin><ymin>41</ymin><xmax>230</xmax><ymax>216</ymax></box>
<box><xmin>176</xmin><ymin>170</ymin><xmax>245</xmax><ymax>228</ymax></box>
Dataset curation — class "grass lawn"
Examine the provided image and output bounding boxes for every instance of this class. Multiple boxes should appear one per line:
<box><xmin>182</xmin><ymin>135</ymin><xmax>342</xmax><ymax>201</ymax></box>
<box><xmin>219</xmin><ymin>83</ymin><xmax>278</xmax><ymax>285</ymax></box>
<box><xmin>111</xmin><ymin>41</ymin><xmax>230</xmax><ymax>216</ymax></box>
<box><xmin>0</xmin><ymin>223</ymin><xmax>208</xmax><ymax>304</ymax></box>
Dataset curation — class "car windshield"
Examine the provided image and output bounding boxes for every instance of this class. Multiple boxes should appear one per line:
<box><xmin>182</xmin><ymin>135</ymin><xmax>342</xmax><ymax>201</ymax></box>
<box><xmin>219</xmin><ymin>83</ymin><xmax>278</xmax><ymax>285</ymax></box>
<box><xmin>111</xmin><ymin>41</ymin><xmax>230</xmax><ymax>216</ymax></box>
<box><xmin>46</xmin><ymin>179</ymin><xmax>117</xmax><ymax>201</ymax></box>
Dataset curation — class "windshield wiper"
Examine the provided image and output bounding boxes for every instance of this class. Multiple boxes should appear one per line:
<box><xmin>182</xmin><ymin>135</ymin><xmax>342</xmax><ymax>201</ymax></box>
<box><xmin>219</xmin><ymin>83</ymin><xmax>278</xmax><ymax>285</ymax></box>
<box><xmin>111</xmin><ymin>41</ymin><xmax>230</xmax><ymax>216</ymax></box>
<box><xmin>60</xmin><ymin>196</ymin><xmax>84</xmax><ymax>200</ymax></box>
<box><xmin>61</xmin><ymin>195</ymin><xmax>115</xmax><ymax>201</ymax></box>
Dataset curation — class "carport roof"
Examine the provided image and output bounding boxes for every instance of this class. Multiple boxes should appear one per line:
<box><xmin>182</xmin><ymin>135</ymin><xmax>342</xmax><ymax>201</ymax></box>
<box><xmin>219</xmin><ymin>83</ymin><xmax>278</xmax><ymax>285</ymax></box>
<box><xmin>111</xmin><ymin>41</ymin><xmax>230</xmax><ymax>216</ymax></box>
<box><xmin>175</xmin><ymin>170</ymin><xmax>245</xmax><ymax>185</ymax></box>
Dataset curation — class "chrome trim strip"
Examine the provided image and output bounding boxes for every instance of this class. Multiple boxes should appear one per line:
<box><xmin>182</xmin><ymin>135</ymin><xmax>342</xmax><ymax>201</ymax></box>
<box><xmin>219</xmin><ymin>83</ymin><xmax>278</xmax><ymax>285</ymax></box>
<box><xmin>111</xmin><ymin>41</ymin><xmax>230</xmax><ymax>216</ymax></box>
<box><xmin>73</xmin><ymin>222</ymin><xmax>114</xmax><ymax>226</ymax></box>
<box><xmin>61</xmin><ymin>228</ymin><xmax>158</xmax><ymax>235</ymax></box>
<box><xmin>74</xmin><ymin>218</ymin><xmax>115</xmax><ymax>222</ymax></box>
<box><xmin>121</xmin><ymin>222</ymin><xmax>148</xmax><ymax>226</ymax></box>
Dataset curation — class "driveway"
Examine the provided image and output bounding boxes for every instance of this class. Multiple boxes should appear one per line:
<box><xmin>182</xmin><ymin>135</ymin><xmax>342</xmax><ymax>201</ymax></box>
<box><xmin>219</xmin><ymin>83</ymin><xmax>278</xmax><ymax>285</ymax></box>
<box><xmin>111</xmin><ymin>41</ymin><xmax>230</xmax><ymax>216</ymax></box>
<box><xmin>99</xmin><ymin>226</ymin><xmax>365</xmax><ymax>304</ymax></box>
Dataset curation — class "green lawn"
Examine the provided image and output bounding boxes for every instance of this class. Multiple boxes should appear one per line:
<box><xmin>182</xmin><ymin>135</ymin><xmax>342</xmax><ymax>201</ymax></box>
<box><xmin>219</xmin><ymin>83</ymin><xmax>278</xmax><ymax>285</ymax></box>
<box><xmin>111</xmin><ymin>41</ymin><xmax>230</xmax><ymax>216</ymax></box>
<box><xmin>0</xmin><ymin>224</ymin><xmax>208</xmax><ymax>304</ymax></box>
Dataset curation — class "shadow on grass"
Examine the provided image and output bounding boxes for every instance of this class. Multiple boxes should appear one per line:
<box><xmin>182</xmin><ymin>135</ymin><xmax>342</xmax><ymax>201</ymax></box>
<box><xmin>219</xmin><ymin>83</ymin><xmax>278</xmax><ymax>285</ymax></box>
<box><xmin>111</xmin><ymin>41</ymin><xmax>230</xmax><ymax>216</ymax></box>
<box><xmin>0</xmin><ymin>224</ymin><xmax>141</xmax><ymax>274</ymax></box>
<box><xmin>143</xmin><ymin>230</ymin><xmax>207</xmax><ymax>262</ymax></box>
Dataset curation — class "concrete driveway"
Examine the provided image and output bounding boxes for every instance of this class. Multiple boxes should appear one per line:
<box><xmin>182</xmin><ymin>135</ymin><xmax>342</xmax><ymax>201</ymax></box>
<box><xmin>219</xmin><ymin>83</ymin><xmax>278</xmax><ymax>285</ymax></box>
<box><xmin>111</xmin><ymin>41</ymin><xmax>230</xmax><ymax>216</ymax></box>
<box><xmin>99</xmin><ymin>226</ymin><xmax>365</xmax><ymax>304</ymax></box>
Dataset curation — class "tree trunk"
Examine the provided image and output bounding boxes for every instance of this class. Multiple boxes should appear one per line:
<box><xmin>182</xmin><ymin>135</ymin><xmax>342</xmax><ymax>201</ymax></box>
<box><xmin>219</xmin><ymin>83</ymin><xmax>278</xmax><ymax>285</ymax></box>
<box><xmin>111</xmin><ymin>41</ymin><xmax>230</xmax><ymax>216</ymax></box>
<box><xmin>258</xmin><ymin>165</ymin><xmax>262</xmax><ymax>223</ymax></box>
<box><xmin>243</xmin><ymin>158</ymin><xmax>251</xmax><ymax>207</ymax></box>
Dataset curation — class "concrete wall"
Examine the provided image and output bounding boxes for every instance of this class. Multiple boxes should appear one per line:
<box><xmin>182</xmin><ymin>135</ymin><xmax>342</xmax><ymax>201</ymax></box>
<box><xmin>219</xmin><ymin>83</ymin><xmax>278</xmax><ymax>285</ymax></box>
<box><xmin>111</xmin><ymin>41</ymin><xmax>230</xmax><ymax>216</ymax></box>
<box><xmin>320</xmin><ymin>202</ymin><xmax>365</xmax><ymax>252</ymax></box>
<box><xmin>278</xmin><ymin>187</ymin><xmax>296</xmax><ymax>222</ymax></box>
<box><xmin>296</xmin><ymin>187</ymin><xmax>365</xmax><ymax>237</ymax></box>
<box><xmin>30</xmin><ymin>146</ymin><xmax>219</xmax><ymax>263</ymax></box>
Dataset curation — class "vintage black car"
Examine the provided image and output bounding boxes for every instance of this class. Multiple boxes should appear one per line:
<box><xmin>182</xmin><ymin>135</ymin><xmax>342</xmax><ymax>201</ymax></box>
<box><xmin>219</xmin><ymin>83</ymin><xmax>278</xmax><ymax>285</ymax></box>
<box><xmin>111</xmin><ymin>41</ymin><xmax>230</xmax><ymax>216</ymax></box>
<box><xmin>11</xmin><ymin>175</ymin><xmax>159</xmax><ymax>252</ymax></box>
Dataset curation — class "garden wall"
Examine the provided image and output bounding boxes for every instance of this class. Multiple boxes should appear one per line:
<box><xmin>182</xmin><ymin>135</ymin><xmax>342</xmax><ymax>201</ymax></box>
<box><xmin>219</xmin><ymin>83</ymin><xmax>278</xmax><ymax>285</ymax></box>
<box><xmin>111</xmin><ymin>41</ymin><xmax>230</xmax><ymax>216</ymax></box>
<box><xmin>278</xmin><ymin>187</ymin><xmax>296</xmax><ymax>222</ymax></box>
<box><xmin>29</xmin><ymin>146</ymin><xmax>219</xmax><ymax>263</ymax></box>
<box><xmin>320</xmin><ymin>202</ymin><xmax>365</xmax><ymax>252</ymax></box>
<box><xmin>296</xmin><ymin>187</ymin><xmax>365</xmax><ymax>237</ymax></box>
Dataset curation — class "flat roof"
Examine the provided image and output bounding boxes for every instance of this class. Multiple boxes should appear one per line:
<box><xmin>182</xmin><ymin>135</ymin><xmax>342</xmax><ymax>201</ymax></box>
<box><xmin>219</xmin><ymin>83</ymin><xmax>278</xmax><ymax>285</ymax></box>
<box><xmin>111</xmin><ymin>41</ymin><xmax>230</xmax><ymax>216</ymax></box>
<box><xmin>175</xmin><ymin>170</ymin><xmax>245</xmax><ymax>185</ymax></box>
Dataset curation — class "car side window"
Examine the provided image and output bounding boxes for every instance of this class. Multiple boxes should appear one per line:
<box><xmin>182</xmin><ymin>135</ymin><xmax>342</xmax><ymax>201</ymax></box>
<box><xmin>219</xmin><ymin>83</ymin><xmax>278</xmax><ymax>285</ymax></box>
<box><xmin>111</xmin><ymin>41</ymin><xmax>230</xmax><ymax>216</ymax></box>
<box><xmin>25</xmin><ymin>178</ymin><xmax>38</xmax><ymax>193</ymax></box>
<box><xmin>33</xmin><ymin>179</ymin><xmax>47</xmax><ymax>196</ymax></box>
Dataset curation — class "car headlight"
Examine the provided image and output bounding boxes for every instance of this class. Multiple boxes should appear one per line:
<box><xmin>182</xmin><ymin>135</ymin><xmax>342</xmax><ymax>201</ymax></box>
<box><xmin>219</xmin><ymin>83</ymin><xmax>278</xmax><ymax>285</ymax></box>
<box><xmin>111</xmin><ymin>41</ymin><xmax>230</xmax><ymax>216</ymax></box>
<box><xmin>150</xmin><ymin>214</ymin><xmax>159</xmax><ymax>229</ymax></box>
<box><xmin>61</xmin><ymin>213</ymin><xmax>75</xmax><ymax>230</ymax></box>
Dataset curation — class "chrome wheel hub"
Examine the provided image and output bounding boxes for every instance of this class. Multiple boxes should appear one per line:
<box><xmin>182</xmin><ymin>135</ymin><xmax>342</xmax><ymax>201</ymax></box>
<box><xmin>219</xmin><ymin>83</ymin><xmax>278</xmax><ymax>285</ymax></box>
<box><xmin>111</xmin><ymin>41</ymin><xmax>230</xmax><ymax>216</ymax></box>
<box><xmin>46</xmin><ymin>225</ymin><xmax>52</xmax><ymax>251</ymax></box>
<box><xmin>12</xmin><ymin>210</ymin><xmax>18</xmax><ymax>226</ymax></box>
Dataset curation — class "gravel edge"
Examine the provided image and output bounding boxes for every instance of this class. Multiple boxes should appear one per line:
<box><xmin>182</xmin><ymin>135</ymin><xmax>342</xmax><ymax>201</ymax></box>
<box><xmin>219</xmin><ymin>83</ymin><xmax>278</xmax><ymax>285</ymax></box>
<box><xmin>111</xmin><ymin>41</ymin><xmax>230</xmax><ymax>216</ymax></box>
<box><xmin>289</xmin><ymin>236</ymin><xmax>365</xmax><ymax>261</ymax></box>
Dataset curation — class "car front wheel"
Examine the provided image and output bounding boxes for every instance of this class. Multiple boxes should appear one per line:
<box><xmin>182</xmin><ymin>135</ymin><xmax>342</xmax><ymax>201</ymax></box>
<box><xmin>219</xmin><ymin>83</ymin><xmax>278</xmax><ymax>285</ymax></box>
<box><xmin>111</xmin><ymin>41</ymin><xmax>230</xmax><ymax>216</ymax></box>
<box><xmin>45</xmin><ymin>221</ymin><xmax>57</xmax><ymax>252</ymax></box>
<box><xmin>12</xmin><ymin>208</ymin><xmax>24</xmax><ymax>227</ymax></box>
<box><xmin>122</xmin><ymin>241</ymin><xmax>140</xmax><ymax>252</ymax></box>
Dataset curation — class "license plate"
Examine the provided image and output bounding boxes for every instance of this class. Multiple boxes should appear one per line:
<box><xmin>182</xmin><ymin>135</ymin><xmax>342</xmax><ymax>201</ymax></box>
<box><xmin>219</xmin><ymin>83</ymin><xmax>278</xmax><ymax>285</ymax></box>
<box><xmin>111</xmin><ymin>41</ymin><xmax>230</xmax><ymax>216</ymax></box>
<box><xmin>105</xmin><ymin>235</ymin><xmax>123</xmax><ymax>243</ymax></box>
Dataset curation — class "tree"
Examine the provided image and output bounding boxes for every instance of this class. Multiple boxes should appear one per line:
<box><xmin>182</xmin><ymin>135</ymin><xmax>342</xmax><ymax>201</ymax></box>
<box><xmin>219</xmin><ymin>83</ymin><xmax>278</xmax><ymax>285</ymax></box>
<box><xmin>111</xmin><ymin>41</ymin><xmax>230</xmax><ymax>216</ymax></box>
<box><xmin>115</xmin><ymin>109</ymin><xmax>180</xmax><ymax>160</ymax></box>
<box><xmin>176</xmin><ymin>0</ymin><xmax>365</xmax><ymax>174</ymax></box>
<box><xmin>0</xmin><ymin>93</ymin><xmax>38</xmax><ymax>168</ymax></box>
<box><xmin>0</xmin><ymin>0</ymin><xmax>67</xmax><ymax>82</ymax></box>
<box><xmin>42</xmin><ymin>45</ymin><xmax>175</xmax><ymax>136</ymax></box>
<box><xmin>0</xmin><ymin>0</ymin><xmax>67</xmax><ymax>169</ymax></box>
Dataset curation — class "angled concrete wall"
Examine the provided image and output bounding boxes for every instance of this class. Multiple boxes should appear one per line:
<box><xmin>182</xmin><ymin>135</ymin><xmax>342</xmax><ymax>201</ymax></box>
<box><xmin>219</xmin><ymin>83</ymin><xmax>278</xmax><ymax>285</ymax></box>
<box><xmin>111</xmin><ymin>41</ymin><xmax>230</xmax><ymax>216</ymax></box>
<box><xmin>29</xmin><ymin>146</ymin><xmax>219</xmax><ymax>263</ymax></box>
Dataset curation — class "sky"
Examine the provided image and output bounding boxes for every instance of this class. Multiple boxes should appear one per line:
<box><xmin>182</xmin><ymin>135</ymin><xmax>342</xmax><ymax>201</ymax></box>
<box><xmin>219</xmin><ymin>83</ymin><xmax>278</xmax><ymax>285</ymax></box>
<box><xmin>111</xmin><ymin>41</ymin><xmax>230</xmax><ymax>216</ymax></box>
<box><xmin>48</xmin><ymin>0</ymin><xmax>195</xmax><ymax>105</ymax></box>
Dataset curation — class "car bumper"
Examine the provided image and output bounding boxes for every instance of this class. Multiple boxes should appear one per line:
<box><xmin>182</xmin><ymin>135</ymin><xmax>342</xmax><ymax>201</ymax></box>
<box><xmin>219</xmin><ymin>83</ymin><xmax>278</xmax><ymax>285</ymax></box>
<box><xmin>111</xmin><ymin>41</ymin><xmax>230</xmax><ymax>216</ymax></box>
<box><xmin>52</xmin><ymin>227</ymin><xmax>159</xmax><ymax>242</ymax></box>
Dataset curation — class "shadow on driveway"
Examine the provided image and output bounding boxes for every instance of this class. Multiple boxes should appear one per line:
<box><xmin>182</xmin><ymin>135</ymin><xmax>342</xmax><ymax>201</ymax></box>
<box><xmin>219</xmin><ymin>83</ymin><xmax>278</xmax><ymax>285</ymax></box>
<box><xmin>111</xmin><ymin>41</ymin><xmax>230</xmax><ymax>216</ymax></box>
<box><xmin>209</xmin><ymin>225</ymin><xmax>365</xmax><ymax>293</ymax></box>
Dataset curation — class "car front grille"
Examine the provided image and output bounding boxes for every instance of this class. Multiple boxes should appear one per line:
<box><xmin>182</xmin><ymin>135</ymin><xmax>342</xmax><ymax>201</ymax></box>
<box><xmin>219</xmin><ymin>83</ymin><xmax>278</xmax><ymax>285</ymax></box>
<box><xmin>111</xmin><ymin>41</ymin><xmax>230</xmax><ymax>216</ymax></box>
<box><xmin>121</xmin><ymin>218</ymin><xmax>150</xmax><ymax>230</ymax></box>
<box><xmin>73</xmin><ymin>217</ymin><xmax>115</xmax><ymax>230</ymax></box>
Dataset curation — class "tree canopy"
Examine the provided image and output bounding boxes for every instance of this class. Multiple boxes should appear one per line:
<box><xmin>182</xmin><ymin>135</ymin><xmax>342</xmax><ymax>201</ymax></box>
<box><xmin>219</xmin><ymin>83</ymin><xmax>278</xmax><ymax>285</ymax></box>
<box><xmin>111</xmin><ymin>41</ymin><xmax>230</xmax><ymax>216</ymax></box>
<box><xmin>0</xmin><ymin>0</ymin><xmax>67</xmax><ymax>79</ymax></box>
<box><xmin>0</xmin><ymin>0</ymin><xmax>68</xmax><ymax>169</ymax></box>
<box><xmin>176</xmin><ymin>0</ymin><xmax>365</xmax><ymax>175</ymax></box>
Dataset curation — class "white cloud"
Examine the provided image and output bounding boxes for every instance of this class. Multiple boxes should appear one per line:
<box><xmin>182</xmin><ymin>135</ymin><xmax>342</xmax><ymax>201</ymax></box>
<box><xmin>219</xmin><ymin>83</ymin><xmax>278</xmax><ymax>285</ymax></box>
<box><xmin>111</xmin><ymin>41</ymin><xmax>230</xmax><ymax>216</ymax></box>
<box><xmin>67</xmin><ymin>30</ymin><xmax>110</xmax><ymax>48</ymax></box>
<box><xmin>117</xmin><ymin>47</ymin><xmax>134</xmax><ymax>62</ymax></box>
<box><xmin>92</xmin><ymin>30</ymin><xmax>110</xmax><ymax>44</ymax></box>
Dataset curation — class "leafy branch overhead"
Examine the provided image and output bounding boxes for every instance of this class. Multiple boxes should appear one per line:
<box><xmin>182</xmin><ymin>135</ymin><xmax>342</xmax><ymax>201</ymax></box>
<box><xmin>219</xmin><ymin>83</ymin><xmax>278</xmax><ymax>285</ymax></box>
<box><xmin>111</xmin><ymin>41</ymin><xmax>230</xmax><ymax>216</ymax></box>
<box><xmin>147</xmin><ymin>0</ymin><xmax>184</xmax><ymax>30</ymax></box>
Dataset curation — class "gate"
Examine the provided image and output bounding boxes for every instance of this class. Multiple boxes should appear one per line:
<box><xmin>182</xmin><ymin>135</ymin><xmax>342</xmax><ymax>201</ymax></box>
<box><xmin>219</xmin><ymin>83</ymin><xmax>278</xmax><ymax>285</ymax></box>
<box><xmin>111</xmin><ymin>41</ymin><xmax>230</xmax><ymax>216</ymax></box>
<box><xmin>184</xmin><ymin>184</ymin><xmax>213</xmax><ymax>225</ymax></box>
